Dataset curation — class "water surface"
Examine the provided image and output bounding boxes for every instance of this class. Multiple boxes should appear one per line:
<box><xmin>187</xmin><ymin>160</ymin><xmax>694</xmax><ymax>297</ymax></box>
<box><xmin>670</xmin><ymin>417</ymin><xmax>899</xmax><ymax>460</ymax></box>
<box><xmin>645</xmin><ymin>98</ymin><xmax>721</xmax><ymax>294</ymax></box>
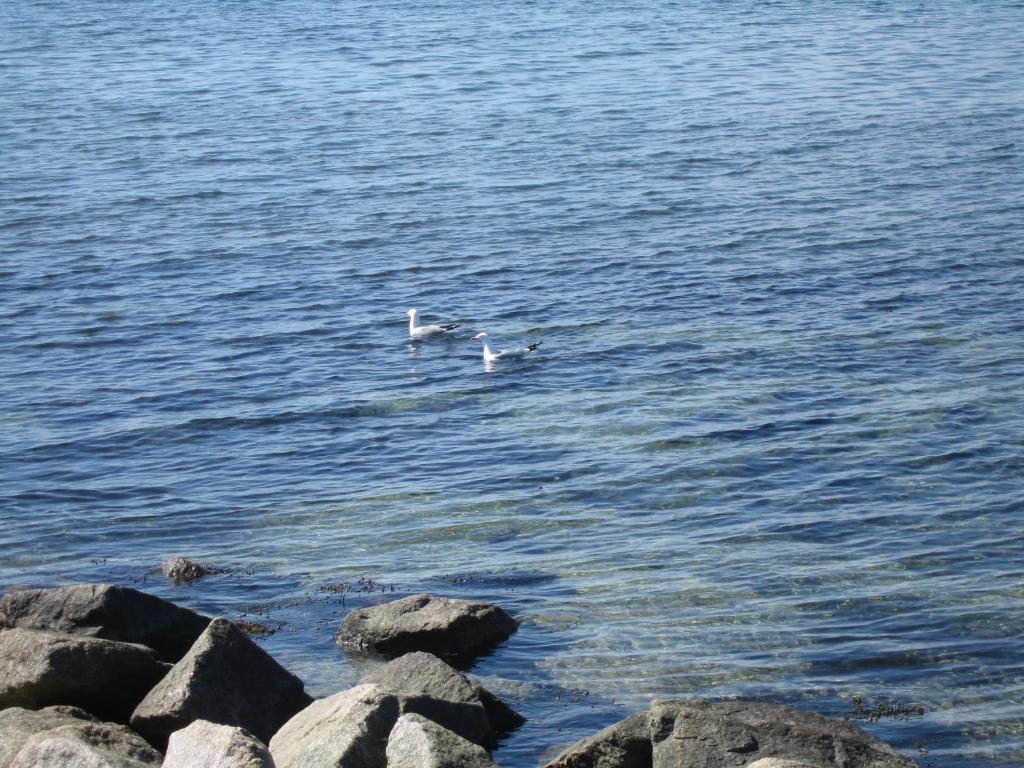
<box><xmin>2</xmin><ymin>1</ymin><xmax>1023</xmax><ymax>765</ymax></box>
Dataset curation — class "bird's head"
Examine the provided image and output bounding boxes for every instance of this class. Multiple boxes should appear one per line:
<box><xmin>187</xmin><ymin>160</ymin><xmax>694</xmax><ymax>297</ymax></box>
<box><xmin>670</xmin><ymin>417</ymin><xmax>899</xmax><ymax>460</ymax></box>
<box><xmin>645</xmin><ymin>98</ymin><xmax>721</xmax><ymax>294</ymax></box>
<box><xmin>406</xmin><ymin>308</ymin><xmax>417</xmax><ymax>317</ymax></box>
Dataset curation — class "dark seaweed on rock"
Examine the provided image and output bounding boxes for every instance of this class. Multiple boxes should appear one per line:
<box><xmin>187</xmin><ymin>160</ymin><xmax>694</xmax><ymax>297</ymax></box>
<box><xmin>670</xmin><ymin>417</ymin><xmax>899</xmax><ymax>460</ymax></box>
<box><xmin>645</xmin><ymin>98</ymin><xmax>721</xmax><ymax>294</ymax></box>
<box><xmin>162</xmin><ymin>557</ymin><xmax>226</xmax><ymax>584</ymax></box>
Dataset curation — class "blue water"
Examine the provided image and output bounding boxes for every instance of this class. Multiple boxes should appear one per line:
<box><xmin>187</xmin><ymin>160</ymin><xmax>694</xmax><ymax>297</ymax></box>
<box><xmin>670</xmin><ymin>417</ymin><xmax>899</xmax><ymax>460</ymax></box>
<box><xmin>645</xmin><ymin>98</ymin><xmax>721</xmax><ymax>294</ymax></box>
<box><xmin>2</xmin><ymin>1</ymin><xmax>1023</xmax><ymax>765</ymax></box>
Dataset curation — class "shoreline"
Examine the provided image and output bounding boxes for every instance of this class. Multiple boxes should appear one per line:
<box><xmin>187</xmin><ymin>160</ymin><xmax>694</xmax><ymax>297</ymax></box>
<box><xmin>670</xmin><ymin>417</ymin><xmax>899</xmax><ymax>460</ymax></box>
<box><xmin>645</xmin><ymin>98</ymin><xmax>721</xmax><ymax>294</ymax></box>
<box><xmin>0</xmin><ymin>581</ymin><xmax>925</xmax><ymax>765</ymax></box>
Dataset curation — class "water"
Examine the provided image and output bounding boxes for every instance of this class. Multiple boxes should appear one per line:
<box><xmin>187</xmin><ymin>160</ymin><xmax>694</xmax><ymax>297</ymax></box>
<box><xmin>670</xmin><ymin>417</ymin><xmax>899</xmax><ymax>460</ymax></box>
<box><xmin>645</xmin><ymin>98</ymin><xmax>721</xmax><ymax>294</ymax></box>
<box><xmin>2</xmin><ymin>0</ymin><xmax>1023</xmax><ymax>765</ymax></box>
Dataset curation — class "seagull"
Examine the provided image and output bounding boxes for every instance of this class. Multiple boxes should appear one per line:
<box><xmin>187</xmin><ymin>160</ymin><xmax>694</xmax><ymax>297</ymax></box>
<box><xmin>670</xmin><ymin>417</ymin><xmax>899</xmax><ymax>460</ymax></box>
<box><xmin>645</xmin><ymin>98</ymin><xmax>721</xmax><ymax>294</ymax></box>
<box><xmin>472</xmin><ymin>332</ymin><xmax>542</xmax><ymax>363</ymax></box>
<box><xmin>407</xmin><ymin>308</ymin><xmax>461</xmax><ymax>340</ymax></box>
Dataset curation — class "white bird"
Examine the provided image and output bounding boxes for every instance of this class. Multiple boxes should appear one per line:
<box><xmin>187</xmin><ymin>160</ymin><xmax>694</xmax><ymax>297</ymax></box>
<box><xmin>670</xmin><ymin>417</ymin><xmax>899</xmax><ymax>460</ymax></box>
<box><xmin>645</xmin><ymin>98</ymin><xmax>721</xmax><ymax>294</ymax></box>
<box><xmin>472</xmin><ymin>331</ymin><xmax>542</xmax><ymax>363</ymax></box>
<box><xmin>407</xmin><ymin>308</ymin><xmax>461</xmax><ymax>340</ymax></box>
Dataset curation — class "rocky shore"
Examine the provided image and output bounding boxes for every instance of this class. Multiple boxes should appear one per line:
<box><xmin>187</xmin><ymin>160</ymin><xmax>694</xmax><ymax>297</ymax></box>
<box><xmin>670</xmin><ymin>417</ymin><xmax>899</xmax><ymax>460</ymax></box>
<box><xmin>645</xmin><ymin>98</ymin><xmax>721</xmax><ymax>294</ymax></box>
<box><xmin>0</xmin><ymin>582</ymin><xmax>919</xmax><ymax>768</ymax></box>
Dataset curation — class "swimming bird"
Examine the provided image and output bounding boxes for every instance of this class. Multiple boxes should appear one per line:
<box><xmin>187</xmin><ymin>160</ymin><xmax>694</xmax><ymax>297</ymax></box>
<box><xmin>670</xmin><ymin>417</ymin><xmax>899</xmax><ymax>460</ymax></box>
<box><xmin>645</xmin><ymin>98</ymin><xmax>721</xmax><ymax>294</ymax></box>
<box><xmin>472</xmin><ymin>332</ymin><xmax>542</xmax><ymax>363</ymax></box>
<box><xmin>407</xmin><ymin>308</ymin><xmax>461</xmax><ymax>339</ymax></box>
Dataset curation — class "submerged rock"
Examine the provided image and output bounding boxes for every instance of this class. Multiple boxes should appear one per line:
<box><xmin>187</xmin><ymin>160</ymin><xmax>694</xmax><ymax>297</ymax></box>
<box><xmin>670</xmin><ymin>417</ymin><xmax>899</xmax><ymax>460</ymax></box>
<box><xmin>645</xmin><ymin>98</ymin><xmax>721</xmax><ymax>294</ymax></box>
<box><xmin>0</xmin><ymin>706</ymin><xmax>97</xmax><ymax>768</ymax></box>
<box><xmin>335</xmin><ymin>593</ymin><xmax>517</xmax><ymax>661</ymax></box>
<box><xmin>9</xmin><ymin>719</ymin><xmax>161</xmax><ymax>768</ymax></box>
<box><xmin>163</xmin><ymin>720</ymin><xmax>275</xmax><ymax>768</ymax></box>
<box><xmin>162</xmin><ymin>557</ymin><xmax>223</xmax><ymax>584</ymax></box>
<box><xmin>0</xmin><ymin>583</ymin><xmax>211</xmax><ymax>663</ymax></box>
<box><xmin>545</xmin><ymin>699</ymin><xmax>918</xmax><ymax>768</ymax></box>
<box><xmin>386</xmin><ymin>713</ymin><xmax>498</xmax><ymax>768</ymax></box>
<box><xmin>0</xmin><ymin>628</ymin><xmax>170</xmax><ymax>723</ymax></box>
<box><xmin>130</xmin><ymin>618</ymin><xmax>312</xmax><ymax>749</ymax></box>
<box><xmin>269</xmin><ymin>684</ymin><xmax>401</xmax><ymax>768</ymax></box>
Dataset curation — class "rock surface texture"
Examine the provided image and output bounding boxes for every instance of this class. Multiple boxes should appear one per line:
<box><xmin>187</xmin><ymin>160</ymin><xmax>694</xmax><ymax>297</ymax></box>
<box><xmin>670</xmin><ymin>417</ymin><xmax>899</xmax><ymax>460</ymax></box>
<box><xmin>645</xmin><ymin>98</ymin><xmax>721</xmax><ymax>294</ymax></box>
<box><xmin>130</xmin><ymin>618</ymin><xmax>312</xmax><ymax>749</ymax></box>
<box><xmin>8</xmin><ymin>719</ymin><xmax>162</xmax><ymax>768</ymax></box>
<box><xmin>270</xmin><ymin>653</ymin><xmax>523</xmax><ymax>768</ymax></box>
<box><xmin>386</xmin><ymin>713</ymin><xmax>498</xmax><ymax>768</ymax></box>
<box><xmin>162</xmin><ymin>558</ymin><xmax>223</xmax><ymax>584</ymax></box>
<box><xmin>0</xmin><ymin>584</ymin><xmax>211</xmax><ymax>663</ymax></box>
<box><xmin>335</xmin><ymin>594</ymin><xmax>517</xmax><ymax>661</ymax></box>
<box><xmin>0</xmin><ymin>628</ymin><xmax>169</xmax><ymax>723</ymax></box>
<box><xmin>163</xmin><ymin>720</ymin><xmax>276</xmax><ymax>768</ymax></box>
<box><xmin>0</xmin><ymin>706</ymin><xmax>97</xmax><ymax>768</ymax></box>
<box><xmin>360</xmin><ymin>651</ymin><xmax>496</xmax><ymax>747</ymax></box>
<box><xmin>269</xmin><ymin>684</ymin><xmax>401</xmax><ymax>768</ymax></box>
<box><xmin>545</xmin><ymin>699</ymin><xmax>918</xmax><ymax>768</ymax></box>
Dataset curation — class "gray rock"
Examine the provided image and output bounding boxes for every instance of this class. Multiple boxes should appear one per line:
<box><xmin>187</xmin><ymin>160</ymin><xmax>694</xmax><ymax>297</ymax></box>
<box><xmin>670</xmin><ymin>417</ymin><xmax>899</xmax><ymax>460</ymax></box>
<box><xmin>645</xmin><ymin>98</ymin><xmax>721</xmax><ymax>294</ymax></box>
<box><xmin>746</xmin><ymin>760</ymin><xmax>829</xmax><ymax>768</ymax></box>
<box><xmin>545</xmin><ymin>699</ymin><xmax>918</xmax><ymax>768</ymax></box>
<box><xmin>10</xmin><ymin>719</ymin><xmax>161</xmax><ymax>768</ymax></box>
<box><xmin>544</xmin><ymin>709</ymin><xmax>651</xmax><ymax>768</ymax></box>
<box><xmin>336</xmin><ymin>594</ymin><xmax>517</xmax><ymax>661</ymax></box>
<box><xmin>163</xmin><ymin>720</ymin><xmax>275</xmax><ymax>768</ymax></box>
<box><xmin>471</xmin><ymin>682</ymin><xmax>527</xmax><ymax>737</ymax></box>
<box><xmin>130</xmin><ymin>618</ymin><xmax>312</xmax><ymax>750</ymax></box>
<box><xmin>269</xmin><ymin>684</ymin><xmax>401</xmax><ymax>768</ymax></box>
<box><xmin>386</xmin><ymin>713</ymin><xmax>498</xmax><ymax>768</ymax></box>
<box><xmin>0</xmin><ymin>706</ymin><xmax>96</xmax><ymax>768</ymax></box>
<box><xmin>360</xmin><ymin>652</ymin><xmax>492</xmax><ymax>747</ymax></box>
<box><xmin>0</xmin><ymin>584</ymin><xmax>211</xmax><ymax>663</ymax></box>
<box><xmin>162</xmin><ymin>558</ymin><xmax>223</xmax><ymax>585</ymax></box>
<box><xmin>0</xmin><ymin>628</ymin><xmax>170</xmax><ymax>723</ymax></box>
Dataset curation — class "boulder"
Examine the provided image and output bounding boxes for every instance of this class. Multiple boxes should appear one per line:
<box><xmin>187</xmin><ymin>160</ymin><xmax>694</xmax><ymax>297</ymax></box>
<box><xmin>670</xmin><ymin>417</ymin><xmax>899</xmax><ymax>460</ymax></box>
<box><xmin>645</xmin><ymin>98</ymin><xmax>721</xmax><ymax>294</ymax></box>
<box><xmin>746</xmin><ymin>760</ymin><xmax>828</xmax><ymax>768</ymax></box>
<box><xmin>545</xmin><ymin>709</ymin><xmax>651</xmax><ymax>768</ymax></box>
<box><xmin>269</xmin><ymin>684</ymin><xmax>401</xmax><ymax>768</ymax></box>
<box><xmin>130</xmin><ymin>618</ymin><xmax>311</xmax><ymax>749</ymax></box>
<box><xmin>471</xmin><ymin>683</ymin><xmax>527</xmax><ymax>737</ymax></box>
<box><xmin>0</xmin><ymin>584</ymin><xmax>211</xmax><ymax>662</ymax></box>
<box><xmin>162</xmin><ymin>558</ymin><xmax>223</xmax><ymax>584</ymax></box>
<box><xmin>0</xmin><ymin>706</ymin><xmax>96</xmax><ymax>768</ymax></box>
<box><xmin>386</xmin><ymin>713</ymin><xmax>498</xmax><ymax>768</ymax></box>
<box><xmin>545</xmin><ymin>699</ymin><xmax>918</xmax><ymax>768</ymax></box>
<box><xmin>335</xmin><ymin>593</ymin><xmax>517</xmax><ymax>661</ymax></box>
<box><xmin>9</xmin><ymin>719</ymin><xmax>161</xmax><ymax>768</ymax></box>
<box><xmin>360</xmin><ymin>652</ymin><xmax>492</xmax><ymax>747</ymax></box>
<box><xmin>0</xmin><ymin>628</ymin><xmax>170</xmax><ymax>723</ymax></box>
<box><xmin>163</xmin><ymin>720</ymin><xmax>275</xmax><ymax>768</ymax></box>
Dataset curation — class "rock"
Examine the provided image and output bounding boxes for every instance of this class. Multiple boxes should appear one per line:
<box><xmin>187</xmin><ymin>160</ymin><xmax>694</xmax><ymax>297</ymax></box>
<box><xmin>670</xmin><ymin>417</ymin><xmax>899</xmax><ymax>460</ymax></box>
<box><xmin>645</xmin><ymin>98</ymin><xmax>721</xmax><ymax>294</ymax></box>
<box><xmin>359</xmin><ymin>652</ymin><xmax>493</xmax><ymax>747</ymax></box>
<box><xmin>471</xmin><ymin>683</ymin><xmax>527</xmax><ymax>737</ymax></box>
<box><xmin>162</xmin><ymin>558</ymin><xmax>223</xmax><ymax>584</ymax></box>
<box><xmin>0</xmin><ymin>584</ymin><xmax>211</xmax><ymax>663</ymax></box>
<box><xmin>269</xmin><ymin>684</ymin><xmax>401</xmax><ymax>768</ymax></box>
<box><xmin>163</xmin><ymin>720</ymin><xmax>275</xmax><ymax>768</ymax></box>
<box><xmin>335</xmin><ymin>593</ymin><xmax>517</xmax><ymax>661</ymax></box>
<box><xmin>9</xmin><ymin>719</ymin><xmax>161</xmax><ymax>768</ymax></box>
<box><xmin>386</xmin><ymin>713</ymin><xmax>498</xmax><ymax>768</ymax></box>
<box><xmin>0</xmin><ymin>706</ymin><xmax>97</xmax><ymax>768</ymax></box>
<box><xmin>545</xmin><ymin>699</ymin><xmax>918</xmax><ymax>768</ymax></box>
<box><xmin>545</xmin><ymin>709</ymin><xmax>652</xmax><ymax>768</ymax></box>
<box><xmin>130</xmin><ymin>618</ymin><xmax>312</xmax><ymax>750</ymax></box>
<box><xmin>746</xmin><ymin>760</ymin><xmax>829</xmax><ymax>768</ymax></box>
<box><xmin>0</xmin><ymin>628</ymin><xmax>170</xmax><ymax>723</ymax></box>
<box><xmin>269</xmin><ymin>655</ymin><xmax>523</xmax><ymax>768</ymax></box>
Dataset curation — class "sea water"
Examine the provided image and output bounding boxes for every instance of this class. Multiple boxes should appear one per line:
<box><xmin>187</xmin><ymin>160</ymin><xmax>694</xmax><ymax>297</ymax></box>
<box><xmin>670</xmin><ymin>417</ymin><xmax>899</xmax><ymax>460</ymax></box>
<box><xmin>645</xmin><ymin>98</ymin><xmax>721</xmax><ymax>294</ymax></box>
<box><xmin>1</xmin><ymin>1</ymin><xmax>1023</xmax><ymax>765</ymax></box>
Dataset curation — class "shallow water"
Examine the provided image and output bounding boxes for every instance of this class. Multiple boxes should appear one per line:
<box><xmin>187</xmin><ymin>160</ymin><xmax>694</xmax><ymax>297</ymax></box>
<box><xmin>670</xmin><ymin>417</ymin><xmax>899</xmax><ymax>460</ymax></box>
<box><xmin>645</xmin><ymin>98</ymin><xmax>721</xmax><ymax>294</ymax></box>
<box><xmin>2</xmin><ymin>1</ymin><xmax>1024</xmax><ymax>765</ymax></box>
